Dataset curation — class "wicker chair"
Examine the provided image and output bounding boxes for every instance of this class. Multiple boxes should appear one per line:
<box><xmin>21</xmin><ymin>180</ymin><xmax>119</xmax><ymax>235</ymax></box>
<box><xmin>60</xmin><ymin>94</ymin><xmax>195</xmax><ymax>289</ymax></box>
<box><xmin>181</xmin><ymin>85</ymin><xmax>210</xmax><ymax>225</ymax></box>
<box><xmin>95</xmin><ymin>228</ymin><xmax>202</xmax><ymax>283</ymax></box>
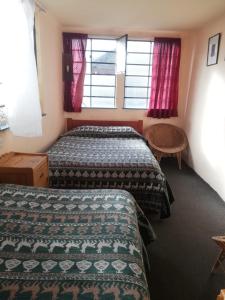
<box><xmin>146</xmin><ymin>123</ymin><xmax>188</xmax><ymax>169</ymax></box>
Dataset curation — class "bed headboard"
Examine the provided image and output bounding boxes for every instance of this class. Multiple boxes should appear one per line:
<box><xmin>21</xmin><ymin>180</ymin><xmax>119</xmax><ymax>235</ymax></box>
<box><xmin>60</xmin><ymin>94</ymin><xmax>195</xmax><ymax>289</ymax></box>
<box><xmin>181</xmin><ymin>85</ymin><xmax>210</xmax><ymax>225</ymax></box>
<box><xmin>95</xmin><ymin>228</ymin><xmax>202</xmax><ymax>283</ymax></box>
<box><xmin>66</xmin><ymin>119</ymin><xmax>143</xmax><ymax>134</ymax></box>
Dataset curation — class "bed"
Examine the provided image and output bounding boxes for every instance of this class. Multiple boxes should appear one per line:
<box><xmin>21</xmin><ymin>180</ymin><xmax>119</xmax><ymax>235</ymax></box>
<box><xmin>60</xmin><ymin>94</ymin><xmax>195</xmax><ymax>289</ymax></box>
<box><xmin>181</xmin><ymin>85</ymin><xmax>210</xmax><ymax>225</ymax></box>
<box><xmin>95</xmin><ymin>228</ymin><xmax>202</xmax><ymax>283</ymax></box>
<box><xmin>0</xmin><ymin>184</ymin><xmax>153</xmax><ymax>300</ymax></box>
<box><xmin>48</xmin><ymin>119</ymin><xmax>174</xmax><ymax>218</ymax></box>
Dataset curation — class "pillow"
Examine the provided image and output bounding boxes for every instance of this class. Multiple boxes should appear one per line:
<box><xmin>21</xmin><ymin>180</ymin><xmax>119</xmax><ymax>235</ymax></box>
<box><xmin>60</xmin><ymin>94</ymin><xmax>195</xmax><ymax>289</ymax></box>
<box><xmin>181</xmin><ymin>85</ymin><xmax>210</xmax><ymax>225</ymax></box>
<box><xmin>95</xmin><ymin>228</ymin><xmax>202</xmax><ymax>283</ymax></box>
<box><xmin>63</xmin><ymin>125</ymin><xmax>144</xmax><ymax>139</ymax></box>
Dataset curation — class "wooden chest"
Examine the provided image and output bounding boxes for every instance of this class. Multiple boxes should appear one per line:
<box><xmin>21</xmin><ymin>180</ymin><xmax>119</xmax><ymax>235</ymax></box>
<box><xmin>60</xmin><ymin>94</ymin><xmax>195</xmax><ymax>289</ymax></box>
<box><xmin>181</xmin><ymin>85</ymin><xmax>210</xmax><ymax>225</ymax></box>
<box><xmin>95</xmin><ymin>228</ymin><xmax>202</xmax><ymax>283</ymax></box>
<box><xmin>0</xmin><ymin>152</ymin><xmax>48</xmax><ymax>187</ymax></box>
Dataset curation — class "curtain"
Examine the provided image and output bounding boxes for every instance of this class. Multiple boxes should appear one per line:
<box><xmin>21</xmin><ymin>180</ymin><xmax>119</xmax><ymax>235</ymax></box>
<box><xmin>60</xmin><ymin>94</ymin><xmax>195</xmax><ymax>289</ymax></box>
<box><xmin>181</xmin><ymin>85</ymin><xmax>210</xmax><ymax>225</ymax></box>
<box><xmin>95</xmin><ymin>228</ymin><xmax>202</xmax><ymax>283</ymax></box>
<box><xmin>116</xmin><ymin>35</ymin><xmax>128</xmax><ymax>74</ymax></box>
<box><xmin>147</xmin><ymin>38</ymin><xmax>181</xmax><ymax>118</ymax></box>
<box><xmin>0</xmin><ymin>0</ymin><xmax>42</xmax><ymax>137</ymax></box>
<box><xmin>63</xmin><ymin>33</ymin><xmax>88</xmax><ymax>112</ymax></box>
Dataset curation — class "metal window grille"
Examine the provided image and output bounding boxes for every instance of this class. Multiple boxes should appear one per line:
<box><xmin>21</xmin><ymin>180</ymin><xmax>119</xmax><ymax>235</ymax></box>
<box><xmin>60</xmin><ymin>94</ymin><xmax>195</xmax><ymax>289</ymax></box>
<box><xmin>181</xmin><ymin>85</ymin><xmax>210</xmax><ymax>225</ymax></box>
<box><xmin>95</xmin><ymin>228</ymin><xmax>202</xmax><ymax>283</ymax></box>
<box><xmin>124</xmin><ymin>40</ymin><xmax>154</xmax><ymax>109</ymax></box>
<box><xmin>82</xmin><ymin>38</ymin><xmax>116</xmax><ymax>109</ymax></box>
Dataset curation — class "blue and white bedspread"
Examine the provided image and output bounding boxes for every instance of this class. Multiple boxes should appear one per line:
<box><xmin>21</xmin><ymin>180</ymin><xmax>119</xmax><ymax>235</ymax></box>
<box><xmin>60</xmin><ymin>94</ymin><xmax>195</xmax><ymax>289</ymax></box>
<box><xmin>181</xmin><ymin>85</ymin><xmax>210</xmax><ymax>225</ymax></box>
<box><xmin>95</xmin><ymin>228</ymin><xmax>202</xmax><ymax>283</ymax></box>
<box><xmin>48</xmin><ymin>126</ymin><xmax>174</xmax><ymax>218</ymax></box>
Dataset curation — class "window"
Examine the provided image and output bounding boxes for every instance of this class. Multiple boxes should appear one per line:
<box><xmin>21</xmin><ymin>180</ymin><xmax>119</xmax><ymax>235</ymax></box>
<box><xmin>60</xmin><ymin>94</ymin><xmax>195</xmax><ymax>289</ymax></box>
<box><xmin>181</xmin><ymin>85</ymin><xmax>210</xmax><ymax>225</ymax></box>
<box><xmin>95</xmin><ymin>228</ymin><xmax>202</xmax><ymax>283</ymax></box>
<box><xmin>124</xmin><ymin>40</ymin><xmax>154</xmax><ymax>109</ymax></box>
<box><xmin>83</xmin><ymin>38</ymin><xmax>116</xmax><ymax>108</ymax></box>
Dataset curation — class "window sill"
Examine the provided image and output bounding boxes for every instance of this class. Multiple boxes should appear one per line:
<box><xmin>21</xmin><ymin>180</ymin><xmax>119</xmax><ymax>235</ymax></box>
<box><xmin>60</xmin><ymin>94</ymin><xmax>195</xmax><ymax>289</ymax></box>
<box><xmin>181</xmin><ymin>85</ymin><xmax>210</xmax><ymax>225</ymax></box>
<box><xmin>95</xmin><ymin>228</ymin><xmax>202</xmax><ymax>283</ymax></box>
<box><xmin>123</xmin><ymin>108</ymin><xmax>147</xmax><ymax>110</ymax></box>
<box><xmin>0</xmin><ymin>114</ymin><xmax>46</xmax><ymax>133</ymax></box>
<box><xmin>81</xmin><ymin>107</ymin><xmax>117</xmax><ymax>110</ymax></box>
<box><xmin>0</xmin><ymin>125</ymin><xmax>9</xmax><ymax>132</ymax></box>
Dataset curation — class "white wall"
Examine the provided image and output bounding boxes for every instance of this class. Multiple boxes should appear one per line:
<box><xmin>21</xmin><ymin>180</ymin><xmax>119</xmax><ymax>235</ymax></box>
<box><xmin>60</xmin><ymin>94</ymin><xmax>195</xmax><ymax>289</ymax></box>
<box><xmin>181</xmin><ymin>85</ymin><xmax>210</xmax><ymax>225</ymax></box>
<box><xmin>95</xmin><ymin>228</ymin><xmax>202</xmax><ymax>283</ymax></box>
<box><xmin>0</xmin><ymin>9</ymin><xmax>65</xmax><ymax>154</ymax></box>
<box><xmin>184</xmin><ymin>14</ymin><xmax>225</xmax><ymax>201</ymax></box>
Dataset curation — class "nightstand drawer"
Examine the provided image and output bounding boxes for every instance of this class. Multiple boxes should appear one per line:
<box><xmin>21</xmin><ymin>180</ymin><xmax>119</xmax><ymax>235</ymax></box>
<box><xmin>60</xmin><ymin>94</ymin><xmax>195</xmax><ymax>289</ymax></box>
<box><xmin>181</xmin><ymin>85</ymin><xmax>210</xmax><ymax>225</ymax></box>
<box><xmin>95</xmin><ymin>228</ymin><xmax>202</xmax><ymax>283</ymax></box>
<box><xmin>0</xmin><ymin>152</ymin><xmax>49</xmax><ymax>187</ymax></box>
<box><xmin>0</xmin><ymin>173</ymin><xmax>29</xmax><ymax>185</ymax></box>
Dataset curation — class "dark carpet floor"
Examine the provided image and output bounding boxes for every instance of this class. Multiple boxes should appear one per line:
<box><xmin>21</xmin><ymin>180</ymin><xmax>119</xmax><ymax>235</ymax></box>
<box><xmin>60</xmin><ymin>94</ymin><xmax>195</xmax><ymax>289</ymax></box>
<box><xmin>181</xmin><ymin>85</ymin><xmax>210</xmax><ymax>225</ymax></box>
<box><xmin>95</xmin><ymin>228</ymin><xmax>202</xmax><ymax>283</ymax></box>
<box><xmin>148</xmin><ymin>158</ymin><xmax>225</xmax><ymax>300</ymax></box>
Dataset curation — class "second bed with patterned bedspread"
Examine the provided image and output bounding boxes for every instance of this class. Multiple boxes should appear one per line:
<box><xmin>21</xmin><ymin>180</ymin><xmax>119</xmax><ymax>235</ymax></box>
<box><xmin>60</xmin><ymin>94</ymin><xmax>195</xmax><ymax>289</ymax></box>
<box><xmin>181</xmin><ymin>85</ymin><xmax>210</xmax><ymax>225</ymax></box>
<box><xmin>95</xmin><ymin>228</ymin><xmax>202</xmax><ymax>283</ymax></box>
<box><xmin>0</xmin><ymin>184</ymin><xmax>154</xmax><ymax>299</ymax></box>
<box><xmin>48</xmin><ymin>126</ymin><xmax>174</xmax><ymax>218</ymax></box>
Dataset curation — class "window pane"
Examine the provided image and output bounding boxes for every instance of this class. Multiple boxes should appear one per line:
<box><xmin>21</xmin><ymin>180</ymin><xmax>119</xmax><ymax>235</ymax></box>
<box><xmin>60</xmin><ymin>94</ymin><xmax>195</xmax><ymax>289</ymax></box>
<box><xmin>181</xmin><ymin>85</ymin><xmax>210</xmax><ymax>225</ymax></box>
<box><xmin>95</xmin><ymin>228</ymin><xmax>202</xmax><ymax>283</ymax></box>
<box><xmin>82</xmin><ymin>38</ymin><xmax>116</xmax><ymax>109</ymax></box>
<box><xmin>124</xmin><ymin>40</ymin><xmax>153</xmax><ymax>110</ymax></box>
<box><xmin>85</xmin><ymin>51</ymin><xmax>91</xmax><ymax>62</ymax></box>
<box><xmin>125</xmin><ymin>87</ymin><xmax>148</xmax><ymax>98</ymax></box>
<box><xmin>92</xmin><ymin>63</ymin><xmax>115</xmax><ymax>75</ymax></box>
<box><xmin>127</xmin><ymin>41</ymin><xmax>151</xmax><ymax>53</ymax></box>
<box><xmin>92</xmin><ymin>97</ymin><xmax>115</xmax><ymax>108</ymax></box>
<box><xmin>126</xmin><ymin>76</ymin><xmax>149</xmax><ymax>87</ymax></box>
<box><xmin>83</xmin><ymin>85</ymin><xmax>90</xmax><ymax>96</ymax></box>
<box><xmin>82</xmin><ymin>97</ymin><xmax>91</xmax><ymax>107</ymax></box>
<box><xmin>126</xmin><ymin>65</ymin><xmax>149</xmax><ymax>76</ymax></box>
<box><xmin>124</xmin><ymin>98</ymin><xmax>148</xmax><ymax>109</ymax></box>
<box><xmin>84</xmin><ymin>75</ymin><xmax>90</xmax><ymax>85</ymax></box>
<box><xmin>92</xmin><ymin>75</ymin><xmax>115</xmax><ymax>86</ymax></box>
<box><xmin>92</xmin><ymin>51</ymin><xmax>116</xmax><ymax>63</ymax></box>
<box><xmin>149</xmin><ymin>68</ymin><xmax>152</xmax><ymax>77</ymax></box>
<box><xmin>92</xmin><ymin>39</ymin><xmax>116</xmax><ymax>51</ymax></box>
<box><xmin>92</xmin><ymin>86</ymin><xmax>115</xmax><ymax>97</ymax></box>
<box><xmin>86</xmin><ymin>63</ymin><xmax>91</xmax><ymax>74</ymax></box>
<box><xmin>86</xmin><ymin>39</ymin><xmax>91</xmax><ymax>51</ymax></box>
<box><xmin>150</xmin><ymin>53</ymin><xmax>153</xmax><ymax>65</ymax></box>
<box><xmin>150</xmin><ymin>42</ymin><xmax>154</xmax><ymax>52</ymax></box>
<box><xmin>127</xmin><ymin>53</ymin><xmax>150</xmax><ymax>64</ymax></box>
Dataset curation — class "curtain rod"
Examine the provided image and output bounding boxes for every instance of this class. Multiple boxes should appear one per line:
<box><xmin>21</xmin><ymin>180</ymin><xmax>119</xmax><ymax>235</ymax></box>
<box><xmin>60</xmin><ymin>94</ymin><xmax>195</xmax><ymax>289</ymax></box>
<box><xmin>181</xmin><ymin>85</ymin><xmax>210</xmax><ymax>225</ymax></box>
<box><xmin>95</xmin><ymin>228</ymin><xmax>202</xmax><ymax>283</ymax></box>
<box><xmin>35</xmin><ymin>0</ymin><xmax>46</xmax><ymax>13</ymax></box>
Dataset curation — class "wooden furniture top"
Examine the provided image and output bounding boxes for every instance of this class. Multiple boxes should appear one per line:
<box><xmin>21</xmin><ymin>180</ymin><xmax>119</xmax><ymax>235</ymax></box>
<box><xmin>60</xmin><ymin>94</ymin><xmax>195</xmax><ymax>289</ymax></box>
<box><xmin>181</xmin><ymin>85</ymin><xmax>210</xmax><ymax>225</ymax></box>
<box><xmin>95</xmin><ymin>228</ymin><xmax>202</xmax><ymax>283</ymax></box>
<box><xmin>217</xmin><ymin>290</ymin><xmax>225</xmax><ymax>300</ymax></box>
<box><xmin>66</xmin><ymin>119</ymin><xmax>144</xmax><ymax>134</ymax></box>
<box><xmin>211</xmin><ymin>235</ymin><xmax>225</xmax><ymax>274</ymax></box>
<box><xmin>212</xmin><ymin>236</ymin><xmax>225</xmax><ymax>250</ymax></box>
<box><xmin>0</xmin><ymin>152</ymin><xmax>48</xmax><ymax>169</ymax></box>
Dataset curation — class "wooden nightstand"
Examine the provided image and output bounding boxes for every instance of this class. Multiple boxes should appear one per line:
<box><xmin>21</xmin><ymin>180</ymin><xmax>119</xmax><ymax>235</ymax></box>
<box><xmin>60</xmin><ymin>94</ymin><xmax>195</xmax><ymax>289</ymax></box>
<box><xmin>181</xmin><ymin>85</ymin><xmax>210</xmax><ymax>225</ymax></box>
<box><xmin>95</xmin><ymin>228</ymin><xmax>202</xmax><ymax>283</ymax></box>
<box><xmin>217</xmin><ymin>290</ymin><xmax>225</xmax><ymax>300</ymax></box>
<box><xmin>0</xmin><ymin>152</ymin><xmax>48</xmax><ymax>187</ymax></box>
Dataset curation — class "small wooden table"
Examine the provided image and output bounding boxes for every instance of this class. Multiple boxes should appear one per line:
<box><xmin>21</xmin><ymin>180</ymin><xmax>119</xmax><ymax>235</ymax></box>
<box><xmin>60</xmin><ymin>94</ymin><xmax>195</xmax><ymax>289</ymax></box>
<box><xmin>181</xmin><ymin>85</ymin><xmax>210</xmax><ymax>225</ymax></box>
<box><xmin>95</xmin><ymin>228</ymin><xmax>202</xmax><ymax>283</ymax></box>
<box><xmin>211</xmin><ymin>236</ymin><xmax>225</xmax><ymax>273</ymax></box>
<box><xmin>0</xmin><ymin>152</ymin><xmax>48</xmax><ymax>187</ymax></box>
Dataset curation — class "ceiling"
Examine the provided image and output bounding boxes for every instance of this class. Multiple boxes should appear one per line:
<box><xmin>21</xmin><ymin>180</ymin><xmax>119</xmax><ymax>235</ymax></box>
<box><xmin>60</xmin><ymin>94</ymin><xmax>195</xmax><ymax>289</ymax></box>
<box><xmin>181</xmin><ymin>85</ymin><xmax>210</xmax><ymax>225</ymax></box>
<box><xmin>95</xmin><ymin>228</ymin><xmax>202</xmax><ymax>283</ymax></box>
<box><xmin>41</xmin><ymin>0</ymin><xmax>225</xmax><ymax>32</ymax></box>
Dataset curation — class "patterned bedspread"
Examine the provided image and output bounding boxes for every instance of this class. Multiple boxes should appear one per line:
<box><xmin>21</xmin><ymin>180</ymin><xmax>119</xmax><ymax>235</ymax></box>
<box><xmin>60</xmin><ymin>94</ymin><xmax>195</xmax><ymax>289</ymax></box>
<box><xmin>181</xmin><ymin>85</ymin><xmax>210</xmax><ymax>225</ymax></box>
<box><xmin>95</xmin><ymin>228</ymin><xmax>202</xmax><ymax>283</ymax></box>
<box><xmin>0</xmin><ymin>184</ymin><xmax>153</xmax><ymax>300</ymax></box>
<box><xmin>48</xmin><ymin>126</ymin><xmax>174</xmax><ymax>218</ymax></box>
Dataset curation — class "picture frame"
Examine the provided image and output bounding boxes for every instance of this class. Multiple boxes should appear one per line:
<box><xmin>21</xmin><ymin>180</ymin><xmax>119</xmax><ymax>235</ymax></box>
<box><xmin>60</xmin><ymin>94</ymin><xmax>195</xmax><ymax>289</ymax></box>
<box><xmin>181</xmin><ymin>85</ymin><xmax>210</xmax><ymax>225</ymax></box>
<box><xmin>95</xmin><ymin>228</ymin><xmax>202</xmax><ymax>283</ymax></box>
<box><xmin>207</xmin><ymin>33</ymin><xmax>221</xmax><ymax>66</ymax></box>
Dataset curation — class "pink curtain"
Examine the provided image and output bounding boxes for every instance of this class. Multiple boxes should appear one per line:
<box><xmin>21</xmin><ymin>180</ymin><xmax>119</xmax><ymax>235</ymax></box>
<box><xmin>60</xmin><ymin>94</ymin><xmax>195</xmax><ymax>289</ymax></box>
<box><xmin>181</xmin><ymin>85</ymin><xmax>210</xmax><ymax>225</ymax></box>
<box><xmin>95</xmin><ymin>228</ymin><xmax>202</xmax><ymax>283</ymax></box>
<box><xmin>147</xmin><ymin>38</ymin><xmax>181</xmax><ymax>118</ymax></box>
<box><xmin>63</xmin><ymin>33</ymin><xmax>88</xmax><ymax>112</ymax></box>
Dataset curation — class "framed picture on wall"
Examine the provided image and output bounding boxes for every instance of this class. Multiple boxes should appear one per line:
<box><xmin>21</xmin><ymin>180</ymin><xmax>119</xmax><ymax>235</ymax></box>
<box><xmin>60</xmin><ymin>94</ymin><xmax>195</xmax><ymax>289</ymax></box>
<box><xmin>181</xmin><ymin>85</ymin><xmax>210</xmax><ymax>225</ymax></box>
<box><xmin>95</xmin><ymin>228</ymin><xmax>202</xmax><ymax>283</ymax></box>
<box><xmin>207</xmin><ymin>33</ymin><xmax>221</xmax><ymax>66</ymax></box>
